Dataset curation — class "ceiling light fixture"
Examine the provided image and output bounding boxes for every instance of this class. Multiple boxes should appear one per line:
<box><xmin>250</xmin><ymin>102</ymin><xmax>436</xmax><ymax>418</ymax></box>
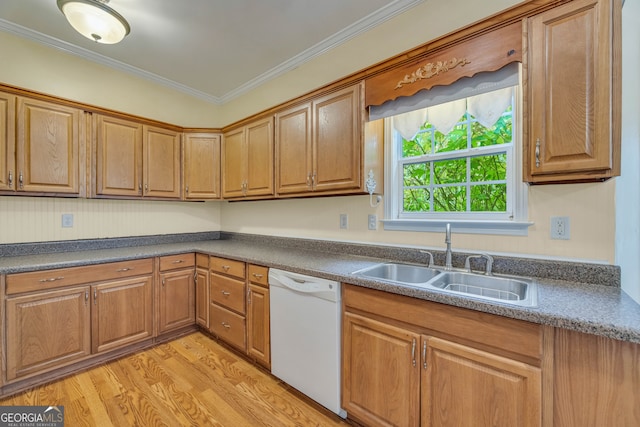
<box><xmin>57</xmin><ymin>0</ymin><xmax>130</xmax><ymax>44</ymax></box>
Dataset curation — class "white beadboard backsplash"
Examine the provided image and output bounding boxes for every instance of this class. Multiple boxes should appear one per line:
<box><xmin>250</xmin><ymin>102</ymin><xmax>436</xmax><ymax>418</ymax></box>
<box><xmin>0</xmin><ymin>196</ymin><xmax>222</xmax><ymax>244</ymax></box>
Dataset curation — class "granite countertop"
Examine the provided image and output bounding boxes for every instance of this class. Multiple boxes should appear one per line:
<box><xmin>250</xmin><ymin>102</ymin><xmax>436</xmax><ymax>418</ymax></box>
<box><xmin>1</xmin><ymin>233</ymin><xmax>639</xmax><ymax>344</ymax></box>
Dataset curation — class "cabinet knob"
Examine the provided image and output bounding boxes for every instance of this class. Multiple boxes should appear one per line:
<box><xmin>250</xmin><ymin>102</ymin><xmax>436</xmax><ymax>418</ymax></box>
<box><xmin>535</xmin><ymin>138</ymin><xmax>541</xmax><ymax>168</ymax></box>
<box><xmin>221</xmin><ymin>290</ymin><xmax>231</xmax><ymax>296</ymax></box>
<box><xmin>7</xmin><ymin>171</ymin><xmax>12</xmax><ymax>188</ymax></box>
<box><xmin>18</xmin><ymin>172</ymin><xmax>23</xmax><ymax>189</ymax></box>
<box><xmin>221</xmin><ymin>322</ymin><xmax>231</xmax><ymax>329</ymax></box>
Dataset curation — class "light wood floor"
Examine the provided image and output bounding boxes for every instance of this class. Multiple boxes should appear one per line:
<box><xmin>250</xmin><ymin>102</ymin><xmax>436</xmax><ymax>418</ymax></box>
<box><xmin>0</xmin><ymin>332</ymin><xmax>352</xmax><ymax>427</ymax></box>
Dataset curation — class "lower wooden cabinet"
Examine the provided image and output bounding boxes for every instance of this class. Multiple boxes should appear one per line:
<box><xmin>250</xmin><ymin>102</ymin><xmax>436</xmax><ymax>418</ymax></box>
<box><xmin>195</xmin><ymin>253</ymin><xmax>210</xmax><ymax>328</ymax></box>
<box><xmin>157</xmin><ymin>253</ymin><xmax>196</xmax><ymax>334</ymax></box>
<box><xmin>343</xmin><ymin>312</ymin><xmax>420</xmax><ymax>427</ymax></box>
<box><xmin>92</xmin><ymin>275</ymin><xmax>153</xmax><ymax>353</ymax></box>
<box><xmin>342</xmin><ymin>285</ymin><xmax>542</xmax><ymax>427</ymax></box>
<box><xmin>5</xmin><ymin>286</ymin><xmax>91</xmax><ymax>381</ymax></box>
<box><xmin>4</xmin><ymin>258</ymin><xmax>154</xmax><ymax>384</ymax></box>
<box><xmin>207</xmin><ymin>257</ymin><xmax>270</xmax><ymax>366</ymax></box>
<box><xmin>423</xmin><ymin>337</ymin><xmax>540</xmax><ymax>427</ymax></box>
<box><xmin>247</xmin><ymin>265</ymin><xmax>270</xmax><ymax>368</ymax></box>
<box><xmin>209</xmin><ymin>256</ymin><xmax>247</xmax><ymax>351</ymax></box>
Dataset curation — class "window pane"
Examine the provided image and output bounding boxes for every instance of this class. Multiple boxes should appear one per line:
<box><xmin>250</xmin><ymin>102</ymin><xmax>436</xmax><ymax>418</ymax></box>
<box><xmin>471</xmin><ymin>184</ymin><xmax>507</xmax><ymax>211</ymax></box>
<box><xmin>434</xmin><ymin>158</ymin><xmax>466</xmax><ymax>184</ymax></box>
<box><xmin>403</xmin><ymin>188</ymin><xmax>430</xmax><ymax>212</ymax></box>
<box><xmin>402</xmin><ymin>130</ymin><xmax>432</xmax><ymax>158</ymax></box>
<box><xmin>434</xmin><ymin>121</ymin><xmax>467</xmax><ymax>153</ymax></box>
<box><xmin>470</xmin><ymin>153</ymin><xmax>506</xmax><ymax>182</ymax></box>
<box><xmin>470</xmin><ymin>109</ymin><xmax>512</xmax><ymax>148</ymax></box>
<box><xmin>403</xmin><ymin>163</ymin><xmax>429</xmax><ymax>187</ymax></box>
<box><xmin>433</xmin><ymin>186</ymin><xmax>466</xmax><ymax>212</ymax></box>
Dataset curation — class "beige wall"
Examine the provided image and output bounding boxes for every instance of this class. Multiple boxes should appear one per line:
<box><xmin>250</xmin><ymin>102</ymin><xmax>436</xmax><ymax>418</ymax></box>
<box><xmin>220</xmin><ymin>180</ymin><xmax>615</xmax><ymax>264</ymax></box>
<box><xmin>0</xmin><ymin>197</ymin><xmax>221</xmax><ymax>244</ymax></box>
<box><xmin>0</xmin><ymin>0</ymin><xmax>618</xmax><ymax>265</ymax></box>
<box><xmin>0</xmin><ymin>31</ymin><xmax>222</xmax><ymax>128</ymax></box>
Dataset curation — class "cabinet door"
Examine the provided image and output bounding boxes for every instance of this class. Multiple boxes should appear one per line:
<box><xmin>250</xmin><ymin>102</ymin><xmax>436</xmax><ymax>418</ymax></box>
<box><xmin>275</xmin><ymin>103</ymin><xmax>313</xmax><ymax>194</ymax></box>
<box><xmin>313</xmin><ymin>85</ymin><xmax>361</xmax><ymax>192</ymax></box>
<box><xmin>91</xmin><ymin>275</ymin><xmax>153</xmax><ymax>353</ymax></box>
<box><xmin>158</xmin><ymin>269</ymin><xmax>195</xmax><ymax>334</ymax></box>
<box><xmin>527</xmin><ymin>0</ymin><xmax>620</xmax><ymax>182</ymax></box>
<box><xmin>0</xmin><ymin>91</ymin><xmax>15</xmax><ymax>191</ymax></box>
<box><xmin>422</xmin><ymin>336</ymin><xmax>541</xmax><ymax>427</ymax></box>
<box><xmin>95</xmin><ymin>114</ymin><xmax>143</xmax><ymax>197</ymax></box>
<box><xmin>6</xmin><ymin>286</ymin><xmax>91</xmax><ymax>381</ymax></box>
<box><xmin>143</xmin><ymin>125</ymin><xmax>181</xmax><ymax>198</ymax></box>
<box><xmin>246</xmin><ymin>116</ymin><xmax>274</xmax><ymax>196</ymax></box>
<box><xmin>195</xmin><ymin>266</ymin><xmax>209</xmax><ymax>328</ymax></box>
<box><xmin>343</xmin><ymin>311</ymin><xmax>421</xmax><ymax>427</ymax></box>
<box><xmin>247</xmin><ymin>284</ymin><xmax>270</xmax><ymax>368</ymax></box>
<box><xmin>184</xmin><ymin>133</ymin><xmax>221</xmax><ymax>200</ymax></box>
<box><xmin>222</xmin><ymin>127</ymin><xmax>246</xmax><ymax>198</ymax></box>
<box><xmin>16</xmin><ymin>97</ymin><xmax>82</xmax><ymax>194</ymax></box>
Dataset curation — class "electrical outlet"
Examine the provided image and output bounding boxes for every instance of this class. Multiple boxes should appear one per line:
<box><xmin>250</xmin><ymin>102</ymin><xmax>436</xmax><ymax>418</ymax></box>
<box><xmin>368</xmin><ymin>214</ymin><xmax>377</xmax><ymax>230</ymax></box>
<box><xmin>550</xmin><ymin>216</ymin><xmax>570</xmax><ymax>240</ymax></box>
<box><xmin>62</xmin><ymin>213</ymin><xmax>74</xmax><ymax>228</ymax></box>
<box><xmin>339</xmin><ymin>214</ymin><xmax>348</xmax><ymax>229</ymax></box>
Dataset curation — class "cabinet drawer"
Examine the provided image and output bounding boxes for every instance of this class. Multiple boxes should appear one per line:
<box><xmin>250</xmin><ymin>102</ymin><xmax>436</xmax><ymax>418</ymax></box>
<box><xmin>210</xmin><ymin>303</ymin><xmax>246</xmax><ymax>351</ymax></box>
<box><xmin>159</xmin><ymin>253</ymin><xmax>195</xmax><ymax>271</ymax></box>
<box><xmin>210</xmin><ymin>256</ymin><xmax>245</xmax><ymax>279</ymax></box>
<box><xmin>6</xmin><ymin>258</ymin><xmax>153</xmax><ymax>295</ymax></box>
<box><xmin>211</xmin><ymin>273</ymin><xmax>246</xmax><ymax>314</ymax></box>
<box><xmin>248</xmin><ymin>265</ymin><xmax>269</xmax><ymax>287</ymax></box>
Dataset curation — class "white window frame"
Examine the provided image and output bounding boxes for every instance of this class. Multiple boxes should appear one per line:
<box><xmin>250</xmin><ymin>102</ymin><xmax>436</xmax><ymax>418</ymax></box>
<box><xmin>382</xmin><ymin>77</ymin><xmax>532</xmax><ymax>236</ymax></box>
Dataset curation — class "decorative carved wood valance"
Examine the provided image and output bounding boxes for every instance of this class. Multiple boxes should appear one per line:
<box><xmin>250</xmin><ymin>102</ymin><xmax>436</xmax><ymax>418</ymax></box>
<box><xmin>365</xmin><ymin>21</ymin><xmax>523</xmax><ymax>108</ymax></box>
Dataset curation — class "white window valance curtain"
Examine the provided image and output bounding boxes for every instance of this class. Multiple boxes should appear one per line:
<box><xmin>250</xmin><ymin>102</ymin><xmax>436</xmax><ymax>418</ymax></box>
<box><xmin>369</xmin><ymin>62</ymin><xmax>520</xmax><ymax>139</ymax></box>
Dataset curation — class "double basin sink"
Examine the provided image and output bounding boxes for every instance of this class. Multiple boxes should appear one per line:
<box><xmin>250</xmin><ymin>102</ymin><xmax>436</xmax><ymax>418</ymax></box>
<box><xmin>352</xmin><ymin>262</ymin><xmax>538</xmax><ymax>307</ymax></box>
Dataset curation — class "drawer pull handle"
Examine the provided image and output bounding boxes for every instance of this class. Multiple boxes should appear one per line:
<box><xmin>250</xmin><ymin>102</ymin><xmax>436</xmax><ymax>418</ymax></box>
<box><xmin>221</xmin><ymin>322</ymin><xmax>231</xmax><ymax>329</ymax></box>
<box><xmin>116</xmin><ymin>267</ymin><xmax>133</xmax><ymax>272</ymax></box>
<box><xmin>535</xmin><ymin>138</ymin><xmax>541</xmax><ymax>168</ymax></box>
<box><xmin>221</xmin><ymin>290</ymin><xmax>231</xmax><ymax>296</ymax></box>
<box><xmin>172</xmin><ymin>260</ymin><xmax>184</xmax><ymax>264</ymax></box>
<box><xmin>39</xmin><ymin>276</ymin><xmax>64</xmax><ymax>283</ymax></box>
<box><xmin>222</xmin><ymin>265</ymin><xmax>230</xmax><ymax>271</ymax></box>
<box><xmin>252</xmin><ymin>273</ymin><xmax>263</xmax><ymax>279</ymax></box>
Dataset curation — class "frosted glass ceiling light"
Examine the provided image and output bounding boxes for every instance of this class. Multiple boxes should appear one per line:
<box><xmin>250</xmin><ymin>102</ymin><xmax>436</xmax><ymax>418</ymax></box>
<box><xmin>57</xmin><ymin>0</ymin><xmax>130</xmax><ymax>44</ymax></box>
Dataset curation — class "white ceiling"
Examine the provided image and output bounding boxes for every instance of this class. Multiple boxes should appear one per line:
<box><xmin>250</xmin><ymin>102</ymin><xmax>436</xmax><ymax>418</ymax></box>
<box><xmin>0</xmin><ymin>0</ymin><xmax>424</xmax><ymax>104</ymax></box>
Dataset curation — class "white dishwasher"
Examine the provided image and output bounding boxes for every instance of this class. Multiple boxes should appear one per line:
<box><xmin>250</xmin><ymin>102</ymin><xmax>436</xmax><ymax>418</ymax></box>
<box><xmin>269</xmin><ymin>268</ymin><xmax>346</xmax><ymax>418</ymax></box>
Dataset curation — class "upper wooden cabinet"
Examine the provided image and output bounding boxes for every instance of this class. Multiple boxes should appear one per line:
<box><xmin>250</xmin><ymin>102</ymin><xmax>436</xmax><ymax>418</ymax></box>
<box><xmin>276</xmin><ymin>83</ymin><xmax>382</xmax><ymax>197</ymax></box>
<box><xmin>0</xmin><ymin>91</ymin><xmax>15</xmax><ymax>192</ymax></box>
<box><xmin>94</xmin><ymin>114</ymin><xmax>143</xmax><ymax>197</ymax></box>
<box><xmin>525</xmin><ymin>0</ymin><xmax>621</xmax><ymax>183</ymax></box>
<box><xmin>183</xmin><ymin>132</ymin><xmax>221</xmax><ymax>200</ymax></box>
<box><xmin>0</xmin><ymin>93</ymin><xmax>84</xmax><ymax>196</ymax></box>
<box><xmin>222</xmin><ymin>116</ymin><xmax>274</xmax><ymax>199</ymax></box>
<box><xmin>143</xmin><ymin>125</ymin><xmax>181</xmax><ymax>198</ymax></box>
<box><xmin>94</xmin><ymin>114</ymin><xmax>181</xmax><ymax>199</ymax></box>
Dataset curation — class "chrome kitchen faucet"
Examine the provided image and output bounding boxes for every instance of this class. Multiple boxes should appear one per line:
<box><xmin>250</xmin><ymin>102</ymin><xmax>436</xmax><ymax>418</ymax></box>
<box><xmin>445</xmin><ymin>223</ymin><xmax>453</xmax><ymax>270</ymax></box>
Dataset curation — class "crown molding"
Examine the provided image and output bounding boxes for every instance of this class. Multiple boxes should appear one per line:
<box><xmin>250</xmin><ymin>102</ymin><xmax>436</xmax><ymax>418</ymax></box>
<box><xmin>0</xmin><ymin>0</ymin><xmax>424</xmax><ymax>105</ymax></box>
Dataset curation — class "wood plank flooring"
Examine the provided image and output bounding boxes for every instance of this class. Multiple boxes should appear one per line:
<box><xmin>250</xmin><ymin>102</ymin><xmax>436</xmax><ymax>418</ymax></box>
<box><xmin>0</xmin><ymin>332</ymin><xmax>352</xmax><ymax>427</ymax></box>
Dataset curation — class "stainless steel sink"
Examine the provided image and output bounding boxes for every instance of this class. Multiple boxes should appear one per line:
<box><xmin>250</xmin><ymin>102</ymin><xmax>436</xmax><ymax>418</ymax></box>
<box><xmin>427</xmin><ymin>271</ymin><xmax>537</xmax><ymax>307</ymax></box>
<box><xmin>352</xmin><ymin>263</ymin><xmax>537</xmax><ymax>307</ymax></box>
<box><xmin>352</xmin><ymin>263</ymin><xmax>441</xmax><ymax>285</ymax></box>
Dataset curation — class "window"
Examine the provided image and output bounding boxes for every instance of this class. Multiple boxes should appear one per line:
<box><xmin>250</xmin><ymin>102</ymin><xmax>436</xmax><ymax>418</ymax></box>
<box><xmin>374</xmin><ymin>65</ymin><xmax>531</xmax><ymax>235</ymax></box>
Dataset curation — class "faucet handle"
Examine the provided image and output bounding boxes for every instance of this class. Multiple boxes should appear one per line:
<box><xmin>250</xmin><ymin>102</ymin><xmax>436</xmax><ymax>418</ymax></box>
<box><xmin>465</xmin><ymin>253</ymin><xmax>494</xmax><ymax>275</ymax></box>
<box><xmin>419</xmin><ymin>250</ymin><xmax>434</xmax><ymax>267</ymax></box>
